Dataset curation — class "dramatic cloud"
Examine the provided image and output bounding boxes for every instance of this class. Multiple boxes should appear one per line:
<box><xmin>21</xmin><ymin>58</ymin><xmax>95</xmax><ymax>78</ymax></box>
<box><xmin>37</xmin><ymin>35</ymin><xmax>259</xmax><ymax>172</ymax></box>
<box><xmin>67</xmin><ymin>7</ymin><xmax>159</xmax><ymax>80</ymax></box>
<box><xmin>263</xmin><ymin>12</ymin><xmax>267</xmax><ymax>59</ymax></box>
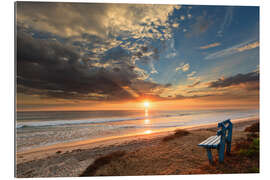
<box><xmin>16</xmin><ymin>2</ymin><xmax>185</xmax><ymax>103</ymax></box>
<box><xmin>200</xmin><ymin>42</ymin><xmax>221</xmax><ymax>49</ymax></box>
<box><xmin>16</xmin><ymin>2</ymin><xmax>180</xmax><ymax>40</ymax></box>
<box><xmin>15</xmin><ymin>3</ymin><xmax>259</xmax><ymax>110</ymax></box>
<box><xmin>209</xmin><ymin>71</ymin><xmax>259</xmax><ymax>90</ymax></box>
<box><xmin>17</xmin><ymin>30</ymin><xmax>170</xmax><ymax>101</ymax></box>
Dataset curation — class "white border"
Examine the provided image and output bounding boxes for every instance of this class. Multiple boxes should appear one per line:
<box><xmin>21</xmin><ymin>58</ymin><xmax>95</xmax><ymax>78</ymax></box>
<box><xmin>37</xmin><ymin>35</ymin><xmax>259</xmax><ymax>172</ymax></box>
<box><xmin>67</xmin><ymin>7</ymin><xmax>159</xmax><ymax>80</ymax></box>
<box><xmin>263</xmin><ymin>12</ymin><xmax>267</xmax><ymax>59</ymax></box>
<box><xmin>1</xmin><ymin>0</ymin><xmax>269</xmax><ymax>180</ymax></box>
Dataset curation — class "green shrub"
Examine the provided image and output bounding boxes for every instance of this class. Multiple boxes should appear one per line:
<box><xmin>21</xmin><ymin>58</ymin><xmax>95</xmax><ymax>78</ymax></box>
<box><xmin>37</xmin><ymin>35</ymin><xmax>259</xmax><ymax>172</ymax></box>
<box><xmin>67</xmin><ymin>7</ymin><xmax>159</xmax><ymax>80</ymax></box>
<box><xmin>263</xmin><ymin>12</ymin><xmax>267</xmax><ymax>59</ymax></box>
<box><xmin>239</xmin><ymin>137</ymin><xmax>259</xmax><ymax>158</ymax></box>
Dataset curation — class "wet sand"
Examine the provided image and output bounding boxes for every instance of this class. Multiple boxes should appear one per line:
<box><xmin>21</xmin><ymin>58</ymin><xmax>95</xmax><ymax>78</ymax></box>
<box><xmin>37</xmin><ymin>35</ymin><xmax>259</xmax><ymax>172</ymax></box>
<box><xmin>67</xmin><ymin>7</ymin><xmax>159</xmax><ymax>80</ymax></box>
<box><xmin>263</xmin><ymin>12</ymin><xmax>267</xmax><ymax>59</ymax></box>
<box><xmin>16</xmin><ymin>117</ymin><xmax>259</xmax><ymax>177</ymax></box>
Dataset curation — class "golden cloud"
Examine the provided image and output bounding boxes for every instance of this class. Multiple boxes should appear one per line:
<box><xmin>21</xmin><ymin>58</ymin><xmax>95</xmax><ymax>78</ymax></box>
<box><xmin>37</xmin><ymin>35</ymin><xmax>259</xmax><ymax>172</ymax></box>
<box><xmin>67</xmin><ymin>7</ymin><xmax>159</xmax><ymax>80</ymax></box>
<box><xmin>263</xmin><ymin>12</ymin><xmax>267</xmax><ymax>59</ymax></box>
<box><xmin>237</xmin><ymin>41</ymin><xmax>259</xmax><ymax>52</ymax></box>
<box><xmin>176</xmin><ymin>63</ymin><xmax>190</xmax><ymax>72</ymax></box>
<box><xmin>200</xmin><ymin>42</ymin><xmax>221</xmax><ymax>49</ymax></box>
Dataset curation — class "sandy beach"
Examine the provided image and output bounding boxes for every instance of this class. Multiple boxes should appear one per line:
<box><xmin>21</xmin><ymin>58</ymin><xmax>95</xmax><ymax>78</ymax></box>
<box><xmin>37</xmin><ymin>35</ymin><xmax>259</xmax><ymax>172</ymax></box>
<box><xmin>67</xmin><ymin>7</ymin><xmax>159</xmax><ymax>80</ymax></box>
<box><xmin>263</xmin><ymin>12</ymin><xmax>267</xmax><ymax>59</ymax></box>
<box><xmin>16</xmin><ymin>117</ymin><xmax>259</xmax><ymax>177</ymax></box>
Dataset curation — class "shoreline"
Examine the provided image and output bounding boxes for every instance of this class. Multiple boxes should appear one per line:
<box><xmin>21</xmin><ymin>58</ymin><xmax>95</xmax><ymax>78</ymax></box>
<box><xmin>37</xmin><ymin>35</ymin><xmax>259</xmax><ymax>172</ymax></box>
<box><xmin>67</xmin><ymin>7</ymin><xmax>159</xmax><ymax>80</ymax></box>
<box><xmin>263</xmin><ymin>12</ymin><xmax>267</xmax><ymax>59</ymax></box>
<box><xmin>16</xmin><ymin>116</ymin><xmax>258</xmax><ymax>165</ymax></box>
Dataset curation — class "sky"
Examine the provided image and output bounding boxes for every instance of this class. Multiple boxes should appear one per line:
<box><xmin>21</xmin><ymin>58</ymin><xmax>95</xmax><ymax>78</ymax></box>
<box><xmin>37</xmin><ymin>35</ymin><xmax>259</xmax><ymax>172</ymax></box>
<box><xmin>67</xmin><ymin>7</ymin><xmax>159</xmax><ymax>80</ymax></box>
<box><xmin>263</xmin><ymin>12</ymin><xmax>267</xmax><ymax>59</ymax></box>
<box><xmin>16</xmin><ymin>2</ymin><xmax>259</xmax><ymax>111</ymax></box>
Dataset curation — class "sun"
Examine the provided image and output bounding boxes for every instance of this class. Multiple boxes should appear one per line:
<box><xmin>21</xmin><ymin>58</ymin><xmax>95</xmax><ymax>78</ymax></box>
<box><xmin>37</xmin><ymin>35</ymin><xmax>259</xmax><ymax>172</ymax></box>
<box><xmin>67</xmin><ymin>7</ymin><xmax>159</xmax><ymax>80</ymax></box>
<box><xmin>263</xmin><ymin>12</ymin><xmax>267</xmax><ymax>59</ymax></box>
<box><xmin>143</xmin><ymin>101</ymin><xmax>150</xmax><ymax>108</ymax></box>
<box><xmin>144</xmin><ymin>130</ymin><xmax>152</xmax><ymax>134</ymax></box>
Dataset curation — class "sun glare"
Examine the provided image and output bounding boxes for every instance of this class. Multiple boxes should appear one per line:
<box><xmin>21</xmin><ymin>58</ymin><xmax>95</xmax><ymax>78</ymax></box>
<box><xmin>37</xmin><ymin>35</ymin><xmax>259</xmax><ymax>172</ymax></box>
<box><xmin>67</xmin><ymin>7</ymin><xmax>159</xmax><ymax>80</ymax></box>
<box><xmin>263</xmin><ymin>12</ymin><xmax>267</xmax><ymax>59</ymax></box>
<box><xmin>144</xmin><ymin>101</ymin><xmax>150</xmax><ymax>108</ymax></box>
<box><xmin>144</xmin><ymin>130</ymin><xmax>152</xmax><ymax>134</ymax></box>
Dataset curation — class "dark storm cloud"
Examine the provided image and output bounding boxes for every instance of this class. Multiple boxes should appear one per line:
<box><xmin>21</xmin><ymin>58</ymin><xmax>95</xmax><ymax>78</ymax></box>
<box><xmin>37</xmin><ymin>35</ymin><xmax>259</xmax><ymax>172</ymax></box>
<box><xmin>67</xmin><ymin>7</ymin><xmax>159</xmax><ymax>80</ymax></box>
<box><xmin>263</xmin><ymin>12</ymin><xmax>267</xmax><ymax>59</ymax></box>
<box><xmin>17</xmin><ymin>30</ymin><xmax>169</xmax><ymax>101</ymax></box>
<box><xmin>209</xmin><ymin>71</ymin><xmax>259</xmax><ymax>90</ymax></box>
<box><xmin>17</xmin><ymin>29</ymin><xmax>81</xmax><ymax>66</ymax></box>
<box><xmin>101</xmin><ymin>47</ymin><xmax>130</xmax><ymax>63</ymax></box>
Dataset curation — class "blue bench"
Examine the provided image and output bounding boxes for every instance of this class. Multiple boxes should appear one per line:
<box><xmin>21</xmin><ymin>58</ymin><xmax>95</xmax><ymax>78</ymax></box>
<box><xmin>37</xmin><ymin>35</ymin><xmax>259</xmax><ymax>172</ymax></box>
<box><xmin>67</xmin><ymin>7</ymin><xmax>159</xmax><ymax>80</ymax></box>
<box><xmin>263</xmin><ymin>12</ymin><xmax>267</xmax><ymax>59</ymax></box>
<box><xmin>198</xmin><ymin>119</ymin><xmax>233</xmax><ymax>164</ymax></box>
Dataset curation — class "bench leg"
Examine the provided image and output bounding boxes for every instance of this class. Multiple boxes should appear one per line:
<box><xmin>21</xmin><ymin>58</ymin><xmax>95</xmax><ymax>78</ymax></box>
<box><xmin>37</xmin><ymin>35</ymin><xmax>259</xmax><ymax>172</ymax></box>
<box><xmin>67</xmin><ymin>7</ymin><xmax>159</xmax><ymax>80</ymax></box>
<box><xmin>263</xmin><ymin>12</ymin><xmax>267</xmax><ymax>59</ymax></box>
<box><xmin>226</xmin><ymin>141</ymin><xmax>231</xmax><ymax>155</ymax></box>
<box><xmin>206</xmin><ymin>148</ymin><xmax>213</xmax><ymax>164</ymax></box>
<box><xmin>218</xmin><ymin>147</ymin><xmax>225</xmax><ymax>163</ymax></box>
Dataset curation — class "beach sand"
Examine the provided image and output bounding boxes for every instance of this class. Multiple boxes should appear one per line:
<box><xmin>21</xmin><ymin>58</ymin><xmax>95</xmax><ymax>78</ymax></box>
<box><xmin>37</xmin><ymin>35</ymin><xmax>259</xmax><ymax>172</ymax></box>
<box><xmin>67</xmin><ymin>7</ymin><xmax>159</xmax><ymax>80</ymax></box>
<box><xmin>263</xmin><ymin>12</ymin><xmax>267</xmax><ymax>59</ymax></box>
<box><xmin>16</xmin><ymin>117</ymin><xmax>259</xmax><ymax>177</ymax></box>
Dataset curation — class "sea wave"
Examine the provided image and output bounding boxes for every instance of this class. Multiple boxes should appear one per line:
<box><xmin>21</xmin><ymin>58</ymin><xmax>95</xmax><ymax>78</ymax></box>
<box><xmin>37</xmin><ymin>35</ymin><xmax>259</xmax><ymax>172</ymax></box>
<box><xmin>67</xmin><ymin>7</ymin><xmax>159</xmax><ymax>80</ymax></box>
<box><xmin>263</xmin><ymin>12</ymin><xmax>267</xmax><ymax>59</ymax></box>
<box><xmin>16</xmin><ymin>113</ymin><xmax>189</xmax><ymax>129</ymax></box>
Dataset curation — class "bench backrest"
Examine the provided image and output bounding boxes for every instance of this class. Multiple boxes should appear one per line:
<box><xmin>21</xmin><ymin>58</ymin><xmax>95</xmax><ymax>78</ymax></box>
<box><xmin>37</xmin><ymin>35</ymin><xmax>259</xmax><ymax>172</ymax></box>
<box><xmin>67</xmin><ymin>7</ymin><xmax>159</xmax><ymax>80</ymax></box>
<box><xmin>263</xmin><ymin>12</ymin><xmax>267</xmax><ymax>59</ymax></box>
<box><xmin>217</xmin><ymin>119</ymin><xmax>233</xmax><ymax>143</ymax></box>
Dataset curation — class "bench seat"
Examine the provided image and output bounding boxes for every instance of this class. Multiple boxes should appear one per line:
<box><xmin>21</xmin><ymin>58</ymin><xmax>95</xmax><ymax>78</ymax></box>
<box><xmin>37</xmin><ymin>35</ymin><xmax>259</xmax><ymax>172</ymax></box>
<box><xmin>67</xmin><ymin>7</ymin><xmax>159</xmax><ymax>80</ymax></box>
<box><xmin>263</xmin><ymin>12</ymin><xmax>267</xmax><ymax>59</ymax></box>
<box><xmin>198</xmin><ymin>135</ymin><xmax>221</xmax><ymax>149</ymax></box>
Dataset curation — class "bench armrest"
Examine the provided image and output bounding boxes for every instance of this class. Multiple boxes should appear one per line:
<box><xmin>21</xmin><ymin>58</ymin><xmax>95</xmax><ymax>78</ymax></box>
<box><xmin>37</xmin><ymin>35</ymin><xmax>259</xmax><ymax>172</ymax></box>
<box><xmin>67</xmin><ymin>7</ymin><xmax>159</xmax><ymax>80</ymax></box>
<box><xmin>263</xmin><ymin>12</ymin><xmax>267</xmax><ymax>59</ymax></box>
<box><xmin>217</xmin><ymin>129</ymin><xmax>222</xmax><ymax>136</ymax></box>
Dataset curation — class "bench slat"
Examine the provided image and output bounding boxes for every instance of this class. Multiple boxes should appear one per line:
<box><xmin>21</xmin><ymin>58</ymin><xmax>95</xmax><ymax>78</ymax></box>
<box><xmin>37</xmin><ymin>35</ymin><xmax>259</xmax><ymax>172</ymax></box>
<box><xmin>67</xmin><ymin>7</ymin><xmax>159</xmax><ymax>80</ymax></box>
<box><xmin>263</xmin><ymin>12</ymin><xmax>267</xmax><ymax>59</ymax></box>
<box><xmin>205</xmin><ymin>136</ymin><xmax>219</xmax><ymax>145</ymax></box>
<box><xmin>198</xmin><ymin>136</ymin><xmax>216</xmax><ymax>146</ymax></box>
<box><xmin>200</xmin><ymin>136</ymin><xmax>217</xmax><ymax>145</ymax></box>
<box><xmin>208</xmin><ymin>136</ymin><xmax>220</xmax><ymax>148</ymax></box>
<box><xmin>198</xmin><ymin>135</ymin><xmax>220</xmax><ymax>148</ymax></box>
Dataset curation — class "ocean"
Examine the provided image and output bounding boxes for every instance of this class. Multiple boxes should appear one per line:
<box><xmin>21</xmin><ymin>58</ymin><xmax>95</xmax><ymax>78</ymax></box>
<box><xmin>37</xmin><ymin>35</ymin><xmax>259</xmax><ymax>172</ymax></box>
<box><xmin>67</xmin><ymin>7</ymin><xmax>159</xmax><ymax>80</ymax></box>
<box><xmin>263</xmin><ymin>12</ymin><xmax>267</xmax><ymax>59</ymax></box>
<box><xmin>16</xmin><ymin>109</ymin><xmax>259</xmax><ymax>152</ymax></box>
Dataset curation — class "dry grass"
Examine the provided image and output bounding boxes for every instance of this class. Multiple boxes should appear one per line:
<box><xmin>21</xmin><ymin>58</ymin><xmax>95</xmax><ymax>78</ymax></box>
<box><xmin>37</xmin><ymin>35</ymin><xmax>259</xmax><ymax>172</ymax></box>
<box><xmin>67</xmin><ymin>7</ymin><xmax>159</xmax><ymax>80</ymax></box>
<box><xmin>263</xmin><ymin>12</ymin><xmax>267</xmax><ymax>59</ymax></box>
<box><xmin>162</xmin><ymin>129</ymin><xmax>190</xmax><ymax>142</ymax></box>
<box><xmin>80</xmin><ymin>151</ymin><xmax>126</xmax><ymax>176</ymax></box>
<box><xmin>244</xmin><ymin>122</ymin><xmax>259</xmax><ymax>132</ymax></box>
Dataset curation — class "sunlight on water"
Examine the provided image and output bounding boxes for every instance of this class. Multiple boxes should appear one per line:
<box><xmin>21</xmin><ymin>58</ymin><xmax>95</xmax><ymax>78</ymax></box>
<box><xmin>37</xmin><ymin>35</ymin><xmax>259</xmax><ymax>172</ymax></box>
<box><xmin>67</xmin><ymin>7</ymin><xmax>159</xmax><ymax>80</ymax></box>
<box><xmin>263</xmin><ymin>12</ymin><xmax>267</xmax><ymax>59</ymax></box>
<box><xmin>144</xmin><ymin>130</ymin><xmax>152</xmax><ymax>134</ymax></box>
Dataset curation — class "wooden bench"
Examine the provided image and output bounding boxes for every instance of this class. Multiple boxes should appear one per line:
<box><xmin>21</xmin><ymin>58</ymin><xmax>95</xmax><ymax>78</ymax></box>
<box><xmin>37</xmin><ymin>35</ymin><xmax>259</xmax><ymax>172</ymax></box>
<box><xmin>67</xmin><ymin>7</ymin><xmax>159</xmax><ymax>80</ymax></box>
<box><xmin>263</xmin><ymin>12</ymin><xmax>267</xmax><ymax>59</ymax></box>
<box><xmin>198</xmin><ymin>119</ymin><xmax>233</xmax><ymax>164</ymax></box>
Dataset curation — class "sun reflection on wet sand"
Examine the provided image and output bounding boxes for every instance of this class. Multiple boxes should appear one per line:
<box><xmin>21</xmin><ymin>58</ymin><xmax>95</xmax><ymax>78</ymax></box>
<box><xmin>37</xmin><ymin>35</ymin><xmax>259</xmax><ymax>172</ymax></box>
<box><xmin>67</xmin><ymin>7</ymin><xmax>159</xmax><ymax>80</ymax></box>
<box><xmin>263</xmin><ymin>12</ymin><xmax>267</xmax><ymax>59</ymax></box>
<box><xmin>145</xmin><ymin>109</ymin><xmax>148</xmax><ymax>117</ymax></box>
<box><xmin>144</xmin><ymin>119</ymin><xmax>150</xmax><ymax>124</ymax></box>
